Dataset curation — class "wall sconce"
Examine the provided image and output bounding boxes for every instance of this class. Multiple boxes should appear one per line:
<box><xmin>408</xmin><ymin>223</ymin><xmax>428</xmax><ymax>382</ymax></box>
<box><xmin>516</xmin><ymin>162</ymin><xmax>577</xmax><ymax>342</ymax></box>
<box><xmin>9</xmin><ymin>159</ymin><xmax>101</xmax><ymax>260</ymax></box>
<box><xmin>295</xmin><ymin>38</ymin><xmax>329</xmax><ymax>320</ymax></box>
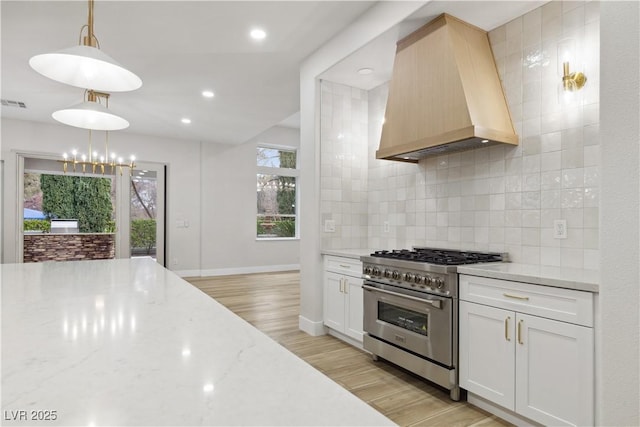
<box><xmin>562</xmin><ymin>62</ymin><xmax>587</xmax><ymax>92</ymax></box>
<box><xmin>558</xmin><ymin>39</ymin><xmax>587</xmax><ymax>92</ymax></box>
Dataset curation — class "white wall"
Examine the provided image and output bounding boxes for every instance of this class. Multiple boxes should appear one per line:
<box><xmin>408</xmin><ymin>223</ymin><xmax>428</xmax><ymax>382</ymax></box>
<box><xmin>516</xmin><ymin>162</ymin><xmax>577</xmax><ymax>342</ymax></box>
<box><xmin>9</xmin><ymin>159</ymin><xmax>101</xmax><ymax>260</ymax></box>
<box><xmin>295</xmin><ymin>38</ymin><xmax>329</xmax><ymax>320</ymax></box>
<box><xmin>199</xmin><ymin>125</ymin><xmax>300</xmax><ymax>275</ymax></box>
<box><xmin>599</xmin><ymin>1</ymin><xmax>640</xmax><ymax>425</ymax></box>
<box><xmin>298</xmin><ymin>1</ymin><xmax>428</xmax><ymax>335</ymax></box>
<box><xmin>1</xmin><ymin>118</ymin><xmax>301</xmax><ymax>276</ymax></box>
<box><xmin>1</xmin><ymin>118</ymin><xmax>202</xmax><ymax>273</ymax></box>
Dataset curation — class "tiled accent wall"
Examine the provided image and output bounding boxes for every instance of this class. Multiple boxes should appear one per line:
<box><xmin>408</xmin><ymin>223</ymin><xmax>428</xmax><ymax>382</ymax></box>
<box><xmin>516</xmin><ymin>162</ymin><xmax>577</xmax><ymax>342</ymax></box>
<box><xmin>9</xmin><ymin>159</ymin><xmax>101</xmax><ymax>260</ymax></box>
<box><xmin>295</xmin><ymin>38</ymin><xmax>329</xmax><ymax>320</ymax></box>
<box><xmin>366</xmin><ymin>1</ymin><xmax>600</xmax><ymax>268</ymax></box>
<box><xmin>320</xmin><ymin>1</ymin><xmax>600</xmax><ymax>268</ymax></box>
<box><xmin>320</xmin><ymin>81</ymin><xmax>369</xmax><ymax>249</ymax></box>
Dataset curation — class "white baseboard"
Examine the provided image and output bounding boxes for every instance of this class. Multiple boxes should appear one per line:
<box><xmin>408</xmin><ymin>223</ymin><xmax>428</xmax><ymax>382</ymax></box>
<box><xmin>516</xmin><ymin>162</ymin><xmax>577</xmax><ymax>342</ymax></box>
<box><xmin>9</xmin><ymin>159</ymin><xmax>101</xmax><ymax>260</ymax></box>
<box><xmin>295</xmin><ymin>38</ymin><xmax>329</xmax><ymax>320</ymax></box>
<box><xmin>298</xmin><ymin>315</ymin><xmax>326</xmax><ymax>336</ymax></box>
<box><xmin>173</xmin><ymin>269</ymin><xmax>202</xmax><ymax>278</ymax></box>
<box><xmin>199</xmin><ymin>264</ymin><xmax>300</xmax><ymax>277</ymax></box>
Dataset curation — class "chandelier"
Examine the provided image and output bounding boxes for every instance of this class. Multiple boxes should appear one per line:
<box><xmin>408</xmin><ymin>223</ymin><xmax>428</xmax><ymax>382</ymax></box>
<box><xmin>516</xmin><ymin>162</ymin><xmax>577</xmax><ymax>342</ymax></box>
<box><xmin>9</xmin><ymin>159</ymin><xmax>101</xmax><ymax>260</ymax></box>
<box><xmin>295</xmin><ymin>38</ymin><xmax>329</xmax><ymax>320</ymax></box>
<box><xmin>28</xmin><ymin>0</ymin><xmax>141</xmax><ymax>175</ymax></box>
<box><xmin>60</xmin><ymin>130</ymin><xmax>135</xmax><ymax>176</ymax></box>
<box><xmin>56</xmin><ymin>91</ymin><xmax>135</xmax><ymax>175</ymax></box>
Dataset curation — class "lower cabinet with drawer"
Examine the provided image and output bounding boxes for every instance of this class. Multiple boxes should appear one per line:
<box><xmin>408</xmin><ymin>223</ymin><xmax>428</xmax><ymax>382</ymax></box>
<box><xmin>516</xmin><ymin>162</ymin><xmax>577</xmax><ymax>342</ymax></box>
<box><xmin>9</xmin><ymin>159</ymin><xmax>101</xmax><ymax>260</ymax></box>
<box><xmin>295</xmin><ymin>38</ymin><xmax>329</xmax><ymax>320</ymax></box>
<box><xmin>323</xmin><ymin>256</ymin><xmax>363</xmax><ymax>344</ymax></box>
<box><xmin>459</xmin><ymin>274</ymin><xmax>594</xmax><ymax>427</ymax></box>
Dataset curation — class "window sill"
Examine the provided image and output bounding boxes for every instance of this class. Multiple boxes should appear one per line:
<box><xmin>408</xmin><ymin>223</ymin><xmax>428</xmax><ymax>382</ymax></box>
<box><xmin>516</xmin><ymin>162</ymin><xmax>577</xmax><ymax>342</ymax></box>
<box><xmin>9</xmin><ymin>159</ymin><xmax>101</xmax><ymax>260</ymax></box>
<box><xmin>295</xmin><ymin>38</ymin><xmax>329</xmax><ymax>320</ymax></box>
<box><xmin>256</xmin><ymin>237</ymin><xmax>300</xmax><ymax>242</ymax></box>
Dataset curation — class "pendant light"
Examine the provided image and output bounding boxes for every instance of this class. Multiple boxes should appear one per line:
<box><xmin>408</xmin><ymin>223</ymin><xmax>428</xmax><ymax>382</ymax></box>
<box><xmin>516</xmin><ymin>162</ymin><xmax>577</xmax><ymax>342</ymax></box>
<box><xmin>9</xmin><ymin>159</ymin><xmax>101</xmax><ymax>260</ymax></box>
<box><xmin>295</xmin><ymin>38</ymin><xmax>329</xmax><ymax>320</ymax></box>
<box><xmin>29</xmin><ymin>0</ymin><xmax>142</xmax><ymax>92</ymax></box>
<box><xmin>52</xmin><ymin>90</ymin><xmax>129</xmax><ymax>131</ymax></box>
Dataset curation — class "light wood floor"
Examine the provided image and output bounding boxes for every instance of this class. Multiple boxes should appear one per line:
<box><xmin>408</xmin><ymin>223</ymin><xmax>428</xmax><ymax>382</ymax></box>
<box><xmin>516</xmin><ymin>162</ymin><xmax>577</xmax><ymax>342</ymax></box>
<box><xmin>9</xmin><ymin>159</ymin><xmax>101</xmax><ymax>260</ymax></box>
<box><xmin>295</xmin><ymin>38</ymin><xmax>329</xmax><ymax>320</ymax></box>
<box><xmin>186</xmin><ymin>271</ymin><xmax>511</xmax><ymax>427</ymax></box>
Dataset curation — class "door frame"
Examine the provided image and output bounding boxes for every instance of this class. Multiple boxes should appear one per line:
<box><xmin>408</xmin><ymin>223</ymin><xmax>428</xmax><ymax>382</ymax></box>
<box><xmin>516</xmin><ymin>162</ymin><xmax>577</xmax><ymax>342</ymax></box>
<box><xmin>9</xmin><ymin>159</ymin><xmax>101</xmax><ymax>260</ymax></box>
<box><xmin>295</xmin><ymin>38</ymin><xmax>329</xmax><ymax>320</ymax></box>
<box><xmin>116</xmin><ymin>161</ymin><xmax>166</xmax><ymax>266</ymax></box>
<box><xmin>15</xmin><ymin>151</ymin><xmax>166</xmax><ymax>266</ymax></box>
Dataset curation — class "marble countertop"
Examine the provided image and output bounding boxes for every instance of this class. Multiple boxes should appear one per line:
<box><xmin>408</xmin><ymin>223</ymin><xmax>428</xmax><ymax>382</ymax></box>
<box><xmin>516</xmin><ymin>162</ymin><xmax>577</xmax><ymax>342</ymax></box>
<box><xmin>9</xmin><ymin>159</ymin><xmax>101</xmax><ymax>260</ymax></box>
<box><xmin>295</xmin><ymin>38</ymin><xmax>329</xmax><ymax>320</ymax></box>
<box><xmin>1</xmin><ymin>259</ymin><xmax>394</xmax><ymax>426</ymax></box>
<box><xmin>321</xmin><ymin>248</ymin><xmax>374</xmax><ymax>260</ymax></box>
<box><xmin>457</xmin><ymin>263</ymin><xmax>599</xmax><ymax>293</ymax></box>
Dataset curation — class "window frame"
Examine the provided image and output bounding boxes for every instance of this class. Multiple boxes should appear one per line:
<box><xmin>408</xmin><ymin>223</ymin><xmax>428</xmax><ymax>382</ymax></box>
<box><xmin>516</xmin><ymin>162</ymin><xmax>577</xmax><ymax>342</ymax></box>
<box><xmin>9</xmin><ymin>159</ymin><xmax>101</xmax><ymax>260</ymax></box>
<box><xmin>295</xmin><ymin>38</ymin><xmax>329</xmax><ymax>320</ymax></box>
<box><xmin>256</xmin><ymin>144</ymin><xmax>299</xmax><ymax>240</ymax></box>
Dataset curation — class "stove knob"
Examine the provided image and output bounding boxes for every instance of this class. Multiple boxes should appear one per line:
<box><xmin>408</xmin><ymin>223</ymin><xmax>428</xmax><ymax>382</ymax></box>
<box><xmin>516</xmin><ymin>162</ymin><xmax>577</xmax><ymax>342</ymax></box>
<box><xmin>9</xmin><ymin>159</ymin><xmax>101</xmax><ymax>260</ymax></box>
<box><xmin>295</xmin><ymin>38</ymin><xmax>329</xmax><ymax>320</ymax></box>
<box><xmin>384</xmin><ymin>269</ymin><xmax>392</xmax><ymax>278</ymax></box>
<box><xmin>415</xmin><ymin>275</ymin><xmax>424</xmax><ymax>285</ymax></box>
<box><xmin>425</xmin><ymin>276</ymin><xmax>433</xmax><ymax>285</ymax></box>
<box><xmin>405</xmin><ymin>273</ymin><xmax>415</xmax><ymax>283</ymax></box>
<box><xmin>392</xmin><ymin>270</ymin><xmax>401</xmax><ymax>280</ymax></box>
<box><xmin>436</xmin><ymin>278</ymin><xmax>445</xmax><ymax>289</ymax></box>
<box><xmin>364</xmin><ymin>266</ymin><xmax>373</xmax><ymax>275</ymax></box>
<box><xmin>372</xmin><ymin>267</ymin><xmax>381</xmax><ymax>276</ymax></box>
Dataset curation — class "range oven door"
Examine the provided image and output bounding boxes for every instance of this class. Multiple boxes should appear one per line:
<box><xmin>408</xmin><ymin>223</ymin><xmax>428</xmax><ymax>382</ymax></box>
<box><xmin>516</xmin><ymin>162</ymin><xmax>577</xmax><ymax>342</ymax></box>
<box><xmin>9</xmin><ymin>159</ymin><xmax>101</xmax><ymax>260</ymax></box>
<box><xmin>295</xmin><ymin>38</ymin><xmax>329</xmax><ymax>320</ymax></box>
<box><xmin>363</xmin><ymin>282</ymin><xmax>453</xmax><ymax>367</ymax></box>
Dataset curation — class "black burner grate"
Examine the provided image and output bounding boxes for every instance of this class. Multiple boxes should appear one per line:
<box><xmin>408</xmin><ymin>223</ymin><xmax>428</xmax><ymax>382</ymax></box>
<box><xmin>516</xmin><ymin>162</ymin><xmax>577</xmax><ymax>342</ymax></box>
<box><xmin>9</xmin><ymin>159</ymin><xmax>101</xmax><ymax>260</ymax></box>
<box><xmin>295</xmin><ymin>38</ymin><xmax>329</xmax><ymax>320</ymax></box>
<box><xmin>371</xmin><ymin>248</ymin><xmax>504</xmax><ymax>265</ymax></box>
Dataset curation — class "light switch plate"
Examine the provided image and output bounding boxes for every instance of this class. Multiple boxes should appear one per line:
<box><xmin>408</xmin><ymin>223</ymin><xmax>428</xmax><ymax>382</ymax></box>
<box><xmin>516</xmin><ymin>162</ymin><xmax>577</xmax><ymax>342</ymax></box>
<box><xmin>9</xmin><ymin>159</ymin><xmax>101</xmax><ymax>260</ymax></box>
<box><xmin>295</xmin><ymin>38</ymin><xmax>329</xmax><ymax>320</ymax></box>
<box><xmin>324</xmin><ymin>219</ymin><xmax>335</xmax><ymax>232</ymax></box>
<box><xmin>553</xmin><ymin>219</ymin><xmax>567</xmax><ymax>239</ymax></box>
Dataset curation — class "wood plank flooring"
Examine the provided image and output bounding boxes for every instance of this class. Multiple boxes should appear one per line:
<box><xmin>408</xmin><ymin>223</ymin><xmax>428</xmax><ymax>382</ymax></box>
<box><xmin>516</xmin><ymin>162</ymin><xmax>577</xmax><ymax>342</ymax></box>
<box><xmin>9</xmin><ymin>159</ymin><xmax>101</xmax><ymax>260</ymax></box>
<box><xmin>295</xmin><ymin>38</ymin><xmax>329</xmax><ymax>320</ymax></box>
<box><xmin>186</xmin><ymin>271</ymin><xmax>511</xmax><ymax>427</ymax></box>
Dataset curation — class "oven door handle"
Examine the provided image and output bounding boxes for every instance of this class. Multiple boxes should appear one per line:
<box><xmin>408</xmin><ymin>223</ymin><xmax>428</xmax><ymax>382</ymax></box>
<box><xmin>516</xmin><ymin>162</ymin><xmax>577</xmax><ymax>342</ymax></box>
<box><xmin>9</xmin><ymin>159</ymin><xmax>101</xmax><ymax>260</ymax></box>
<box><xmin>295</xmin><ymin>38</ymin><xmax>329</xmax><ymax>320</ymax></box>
<box><xmin>362</xmin><ymin>284</ymin><xmax>443</xmax><ymax>309</ymax></box>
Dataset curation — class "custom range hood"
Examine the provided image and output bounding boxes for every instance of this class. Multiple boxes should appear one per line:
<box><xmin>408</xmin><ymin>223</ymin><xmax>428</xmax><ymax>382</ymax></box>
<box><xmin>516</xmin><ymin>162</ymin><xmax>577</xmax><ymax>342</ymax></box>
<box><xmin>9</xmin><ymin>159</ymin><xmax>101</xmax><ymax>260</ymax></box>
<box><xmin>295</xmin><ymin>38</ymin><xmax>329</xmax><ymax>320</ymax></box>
<box><xmin>377</xmin><ymin>14</ymin><xmax>518</xmax><ymax>163</ymax></box>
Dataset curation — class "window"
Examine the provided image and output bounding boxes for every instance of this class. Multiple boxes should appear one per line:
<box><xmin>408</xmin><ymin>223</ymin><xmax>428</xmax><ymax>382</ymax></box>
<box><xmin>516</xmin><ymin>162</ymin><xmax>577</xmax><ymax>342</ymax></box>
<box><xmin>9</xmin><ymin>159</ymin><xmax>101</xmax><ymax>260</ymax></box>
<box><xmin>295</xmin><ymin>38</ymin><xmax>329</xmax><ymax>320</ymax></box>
<box><xmin>256</xmin><ymin>146</ymin><xmax>298</xmax><ymax>239</ymax></box>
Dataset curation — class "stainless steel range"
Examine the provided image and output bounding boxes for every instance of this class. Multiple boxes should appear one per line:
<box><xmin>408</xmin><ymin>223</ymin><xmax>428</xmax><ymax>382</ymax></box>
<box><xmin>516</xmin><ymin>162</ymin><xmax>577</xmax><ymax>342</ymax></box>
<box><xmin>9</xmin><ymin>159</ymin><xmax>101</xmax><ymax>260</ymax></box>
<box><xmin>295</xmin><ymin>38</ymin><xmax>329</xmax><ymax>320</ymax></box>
<box><xmin>360</xmin><ymin>248</ymin><xmax>507</xmax><ymax>401</ymax></box>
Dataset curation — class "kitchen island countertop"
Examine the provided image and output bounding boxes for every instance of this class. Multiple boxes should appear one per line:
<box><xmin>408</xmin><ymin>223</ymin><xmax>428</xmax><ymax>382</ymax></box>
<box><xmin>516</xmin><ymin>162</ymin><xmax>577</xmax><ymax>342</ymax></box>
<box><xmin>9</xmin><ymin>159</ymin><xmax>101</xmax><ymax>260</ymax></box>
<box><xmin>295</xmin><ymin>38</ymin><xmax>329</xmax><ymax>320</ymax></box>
<box><xmin>457</xmin><ymin>262</ymin><xmax>599</xmax><ymax>293</ymax></box>
<box><xmin>1</xmin><ymin>258</ymin><xmax>394</xmax><ymax>426</ymax></box>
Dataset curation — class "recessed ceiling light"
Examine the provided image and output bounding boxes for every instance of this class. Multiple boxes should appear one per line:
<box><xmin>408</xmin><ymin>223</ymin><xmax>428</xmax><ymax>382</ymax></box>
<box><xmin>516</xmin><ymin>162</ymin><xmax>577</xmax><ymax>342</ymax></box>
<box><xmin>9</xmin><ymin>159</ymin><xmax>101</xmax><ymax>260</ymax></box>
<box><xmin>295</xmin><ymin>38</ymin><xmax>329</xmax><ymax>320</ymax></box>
<box><xmin>202</xmin><ymin>90</ymin><xmax>214</xmax><ymax>98</ymax></box>
<box><xmin>181</xmin><ymin>118</ymin><xmax>191</xmax><ymax>124</ymax></box>
<box><xmin>358</xmin><ymin>67</ymin><xmax>374</xmax><ymax>75</ymax></box>
<box><xmin>250</xmin><ymin>28</ymin><xmax>267</xmax><ymax>40</ymax></box>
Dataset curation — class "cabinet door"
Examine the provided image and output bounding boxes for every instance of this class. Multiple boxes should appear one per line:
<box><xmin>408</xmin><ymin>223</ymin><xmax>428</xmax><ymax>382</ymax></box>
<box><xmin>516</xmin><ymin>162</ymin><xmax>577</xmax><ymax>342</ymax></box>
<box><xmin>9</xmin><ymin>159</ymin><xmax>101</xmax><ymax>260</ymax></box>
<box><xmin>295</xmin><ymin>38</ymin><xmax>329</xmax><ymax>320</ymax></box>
<box><xmin>515</xmin><ymin>313</ymin><xmax>594</xmax><ymax>426</ymax></box>
<box><xmin>323</xmin><ymin>272</ymin><xmax>346</xmax><ymax>332</ymax></box>
<box><xmin>459</xmin><ymin>301</ymin><xmax>515</xmax><ymax>409</ymax></box>
<box><xmin>344</xmin><ymin>276</ymin><xmax>363</xmax><ymax>342</ymax></box>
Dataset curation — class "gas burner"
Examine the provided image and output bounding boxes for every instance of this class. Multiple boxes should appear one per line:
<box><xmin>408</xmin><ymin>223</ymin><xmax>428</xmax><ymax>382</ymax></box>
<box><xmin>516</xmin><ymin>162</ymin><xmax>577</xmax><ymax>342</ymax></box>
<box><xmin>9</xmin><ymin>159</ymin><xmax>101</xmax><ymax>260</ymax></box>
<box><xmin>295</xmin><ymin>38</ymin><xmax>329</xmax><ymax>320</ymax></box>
<box><xmin>372</xmin><ymin>248</ymin><xmax>506</xmax><ymax>266</ymax></box>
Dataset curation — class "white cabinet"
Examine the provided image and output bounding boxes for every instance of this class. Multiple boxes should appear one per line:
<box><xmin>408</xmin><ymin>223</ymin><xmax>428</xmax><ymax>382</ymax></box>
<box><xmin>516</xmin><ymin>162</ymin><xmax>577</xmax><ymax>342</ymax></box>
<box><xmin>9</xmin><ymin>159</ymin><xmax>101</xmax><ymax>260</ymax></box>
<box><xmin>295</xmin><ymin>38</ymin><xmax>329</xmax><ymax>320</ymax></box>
<box><xmin>323</xmin><ymin>256</ymin><xmax>363</xmax><ymax>343</ymax></box>
<box><xmin>459</xmin><ymin>274</ymin><xmax>594</xmax><ymax>427</ymax></box>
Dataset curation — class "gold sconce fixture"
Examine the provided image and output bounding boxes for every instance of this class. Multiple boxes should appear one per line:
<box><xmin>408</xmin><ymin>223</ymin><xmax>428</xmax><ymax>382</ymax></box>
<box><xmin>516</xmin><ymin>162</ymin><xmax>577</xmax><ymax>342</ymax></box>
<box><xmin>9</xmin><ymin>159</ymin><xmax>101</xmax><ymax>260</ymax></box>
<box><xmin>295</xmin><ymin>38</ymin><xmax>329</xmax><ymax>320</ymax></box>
<box><xmin>562</xmin><ymin>62</ymin><xmax>587</xmax><ymax>92</ymax></box>
<box><xmin>558</xmin><ymin>39</ymin><xmax>587</xmax><ymax>93</ymax></box>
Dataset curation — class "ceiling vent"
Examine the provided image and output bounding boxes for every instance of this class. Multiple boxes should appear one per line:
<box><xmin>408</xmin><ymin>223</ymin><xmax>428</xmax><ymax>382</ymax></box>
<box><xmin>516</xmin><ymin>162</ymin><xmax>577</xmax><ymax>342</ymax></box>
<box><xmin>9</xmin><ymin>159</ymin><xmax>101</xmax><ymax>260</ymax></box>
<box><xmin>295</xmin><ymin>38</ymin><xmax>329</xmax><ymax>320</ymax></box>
<box><xmin>1</xmin><ymin>99</ymin><xmax>27</xmax><ymax>109</ymax></box>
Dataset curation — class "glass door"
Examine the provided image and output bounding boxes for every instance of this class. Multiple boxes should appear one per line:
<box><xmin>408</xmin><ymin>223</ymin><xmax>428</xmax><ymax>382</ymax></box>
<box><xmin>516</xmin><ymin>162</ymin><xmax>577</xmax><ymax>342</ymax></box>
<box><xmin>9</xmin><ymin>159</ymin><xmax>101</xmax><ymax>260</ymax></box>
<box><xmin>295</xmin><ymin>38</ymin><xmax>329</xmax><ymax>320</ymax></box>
<box><xmin>131</xmin><ymin>163</ymin><xmax>165</xmax><ymax>266</ymax></box>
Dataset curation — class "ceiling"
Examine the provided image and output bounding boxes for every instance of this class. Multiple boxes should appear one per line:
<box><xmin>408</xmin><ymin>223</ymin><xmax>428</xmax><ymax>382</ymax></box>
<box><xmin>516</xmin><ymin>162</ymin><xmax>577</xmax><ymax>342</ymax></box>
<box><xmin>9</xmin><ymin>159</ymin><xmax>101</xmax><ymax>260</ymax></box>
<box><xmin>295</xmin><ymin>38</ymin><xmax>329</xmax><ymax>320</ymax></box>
<box><xmin>320</xmin><ymin>1</ymin><xmax>546</xmax><ymax>90</ymax></box>
<box><xmin>1</xmin><ymin>1</ymin><xmax>374</xmax><ymax>144</ymax></box>
<box><xmin>1</xmin><ymin>1</ymin><xmax>544</xmax><ymax>146</ymax></box>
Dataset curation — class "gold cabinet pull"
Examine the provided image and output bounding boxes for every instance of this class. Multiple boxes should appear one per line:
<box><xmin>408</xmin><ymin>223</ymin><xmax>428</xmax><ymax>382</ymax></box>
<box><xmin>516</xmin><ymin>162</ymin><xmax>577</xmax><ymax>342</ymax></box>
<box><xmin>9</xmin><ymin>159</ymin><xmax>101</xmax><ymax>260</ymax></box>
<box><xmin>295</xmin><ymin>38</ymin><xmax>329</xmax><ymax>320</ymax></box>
<box><xmin>505</xmin><ymin>316</ymin><xmax>511</xmax><ymax>341</ymax></box>
<box><xmin>339</xmin><ymin>264</ymin><xmax>351</xmax><ymax>268</ymax></box>
<box><xmin>503</xmin><ymin>293</ymin><xmax>530</xmax><ymax>301</ymax></box>
<box><xmin>339</xmin><ymin>278</ymin><xmax>344</xmax><ymax>293</ymax></box>
<box><xmin>517</xmin><ymin>319</ymin><xmax>524</xmax><ymax>345</ymax></box>
<box><xmin>344</xmin><ymin>278</ymin><xmax>348</xmax><ymax>294</ymax></box>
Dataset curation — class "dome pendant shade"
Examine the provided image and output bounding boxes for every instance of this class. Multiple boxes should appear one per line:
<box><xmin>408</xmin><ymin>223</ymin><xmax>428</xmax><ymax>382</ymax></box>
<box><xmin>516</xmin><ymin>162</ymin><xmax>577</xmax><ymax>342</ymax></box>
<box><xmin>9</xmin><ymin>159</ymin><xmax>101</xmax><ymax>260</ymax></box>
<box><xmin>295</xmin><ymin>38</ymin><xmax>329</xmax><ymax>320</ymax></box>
<box><xmin>52</xmin><ymin>100</ymin><xmax>129</xmax><ymax>130</ymax></box>
<box><xmin>30</xmin><ymin>45</ymin><xmax>142</xmax><ymax>92</ymax></box>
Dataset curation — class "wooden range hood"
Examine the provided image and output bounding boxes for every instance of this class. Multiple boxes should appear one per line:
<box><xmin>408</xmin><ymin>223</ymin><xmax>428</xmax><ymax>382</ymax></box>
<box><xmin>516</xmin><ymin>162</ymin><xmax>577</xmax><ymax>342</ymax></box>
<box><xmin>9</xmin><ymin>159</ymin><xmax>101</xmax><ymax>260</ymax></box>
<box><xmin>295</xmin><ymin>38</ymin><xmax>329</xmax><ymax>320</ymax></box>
<box><xmin>377</xmin><ymin>14</ymin><xmax>518</xmax><ymax>163</ymax></box>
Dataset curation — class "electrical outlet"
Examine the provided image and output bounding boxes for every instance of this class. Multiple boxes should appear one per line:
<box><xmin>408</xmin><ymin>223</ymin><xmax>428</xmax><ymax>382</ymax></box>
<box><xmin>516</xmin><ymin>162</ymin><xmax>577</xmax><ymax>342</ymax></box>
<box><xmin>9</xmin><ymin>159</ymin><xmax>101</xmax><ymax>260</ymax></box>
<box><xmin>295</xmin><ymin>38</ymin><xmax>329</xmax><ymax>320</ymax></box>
<box><xmin>324</xmin><ymin>220</ymin><xmax>335</xmax><ymax>233</ymax></box>
<box><xmin>172</xmin><ymin>258</ymin><xmax>179</xmax><ymax>266</ymax></box>
<box><xmin>553</xmin><ymin>219</ymin><xmax>567</xmax><ymax>239</ymax></box>
<box><xmin>383</xmin><ymin>221</ymin><xmax>390</xmax><ymax>233</ymax></box>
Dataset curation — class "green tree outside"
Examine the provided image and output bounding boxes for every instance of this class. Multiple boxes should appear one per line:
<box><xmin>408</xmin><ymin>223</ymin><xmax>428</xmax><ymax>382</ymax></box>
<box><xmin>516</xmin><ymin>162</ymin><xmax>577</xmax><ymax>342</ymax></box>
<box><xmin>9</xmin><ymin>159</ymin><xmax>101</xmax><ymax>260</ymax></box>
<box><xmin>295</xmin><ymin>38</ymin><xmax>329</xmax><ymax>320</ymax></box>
<box><xmin>40</xmin><ymin>174</ymin><xmax>114</xmax><ymax>232</ymax></box>
<box><xmin>276</xmin><ymin>151</ymin><xmax>296</xmax><ymax>237</ymax></box>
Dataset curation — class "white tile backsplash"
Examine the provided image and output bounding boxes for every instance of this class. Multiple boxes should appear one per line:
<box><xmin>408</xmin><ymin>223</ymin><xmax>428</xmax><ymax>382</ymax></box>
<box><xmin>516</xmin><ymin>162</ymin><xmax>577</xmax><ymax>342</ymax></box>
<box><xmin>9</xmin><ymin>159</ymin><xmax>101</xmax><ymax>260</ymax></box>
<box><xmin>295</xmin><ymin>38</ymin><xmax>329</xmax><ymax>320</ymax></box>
<box><xmin>320</xmin><ymin>1</ymin><xmax>599</xmax><ymax>267</ymax></box>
